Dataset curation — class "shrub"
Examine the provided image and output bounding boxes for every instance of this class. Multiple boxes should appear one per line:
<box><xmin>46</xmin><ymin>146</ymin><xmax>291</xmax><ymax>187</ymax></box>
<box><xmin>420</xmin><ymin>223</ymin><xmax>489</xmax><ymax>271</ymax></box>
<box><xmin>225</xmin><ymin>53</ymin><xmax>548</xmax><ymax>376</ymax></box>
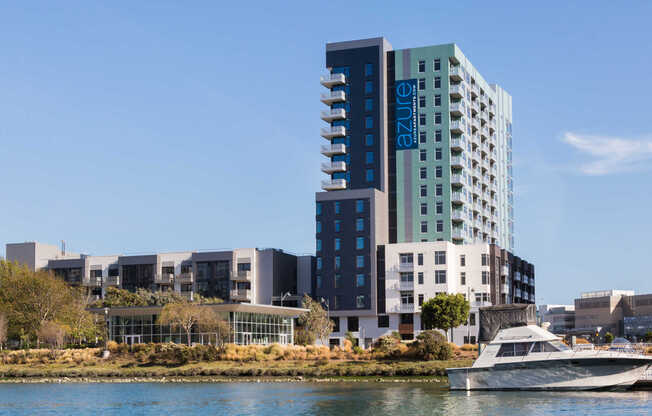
<box><xmin>605</xmin><ymin>332</ymin><xmax>614</xmax><ymax>344</ymax></box>
<box><xmin>352</xmin><ymin>346</ymin><xmax>363</xmax><ymax>355</ymax></box>
<box><xmin>373</xmin><ymin>335</ymin><xmax>400</xmax><ymax>353</ymax></box>
<box><xmin>409</xmin><ymin>330</ymin><xmax>452</xmax><ymax>361</ymax></box>
<box><xmin>460</xmin><ymin>343</ymin><xmax>478</xmax><ymax>351</ymax></box>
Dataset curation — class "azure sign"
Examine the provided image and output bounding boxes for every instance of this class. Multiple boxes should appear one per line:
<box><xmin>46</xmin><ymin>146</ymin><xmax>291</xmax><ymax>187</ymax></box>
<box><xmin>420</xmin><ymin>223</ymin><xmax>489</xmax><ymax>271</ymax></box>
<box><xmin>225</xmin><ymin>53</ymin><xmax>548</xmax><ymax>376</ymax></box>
<box><xmin>395</xmin><ymin>79</ymin><xmax>418</xmax><ymax>150</ymax></box>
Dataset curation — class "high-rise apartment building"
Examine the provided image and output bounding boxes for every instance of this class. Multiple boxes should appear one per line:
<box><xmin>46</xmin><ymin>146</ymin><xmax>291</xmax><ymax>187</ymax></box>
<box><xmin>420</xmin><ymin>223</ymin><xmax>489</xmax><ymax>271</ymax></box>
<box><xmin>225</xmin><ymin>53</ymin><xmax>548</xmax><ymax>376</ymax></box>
<box><xmin>315</xmin><ymin>37</ymin><xmax>527</xmax><ymax>344</ymax></box>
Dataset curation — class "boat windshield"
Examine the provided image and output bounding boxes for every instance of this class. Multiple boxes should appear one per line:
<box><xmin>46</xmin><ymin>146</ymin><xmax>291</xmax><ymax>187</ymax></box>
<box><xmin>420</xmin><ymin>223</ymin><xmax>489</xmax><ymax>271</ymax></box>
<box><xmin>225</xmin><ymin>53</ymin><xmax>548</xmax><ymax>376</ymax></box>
<box><xmin>497</xmin><ymin>340</ymin><xmax>570</xmax><ymax>357</ymax></box>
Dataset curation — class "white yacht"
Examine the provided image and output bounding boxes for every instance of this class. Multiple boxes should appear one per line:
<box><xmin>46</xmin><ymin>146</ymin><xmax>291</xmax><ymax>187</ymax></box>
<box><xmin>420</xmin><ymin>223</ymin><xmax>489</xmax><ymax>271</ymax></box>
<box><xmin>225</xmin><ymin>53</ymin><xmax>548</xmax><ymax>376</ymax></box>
<box><xmin>448</xmin><ymin>325</ymin><xmax>652</xmax><ymax>391</ymax></box>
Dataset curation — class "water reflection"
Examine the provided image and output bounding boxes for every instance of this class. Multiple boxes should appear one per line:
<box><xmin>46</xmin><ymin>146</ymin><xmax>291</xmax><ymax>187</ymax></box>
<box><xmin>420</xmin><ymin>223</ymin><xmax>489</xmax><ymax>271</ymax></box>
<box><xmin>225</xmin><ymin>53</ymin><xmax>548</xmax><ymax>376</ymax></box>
<box><xmin>0</xmin><ymin>383</ymin><xmax>648</xmax><ymax>415</ymax></box>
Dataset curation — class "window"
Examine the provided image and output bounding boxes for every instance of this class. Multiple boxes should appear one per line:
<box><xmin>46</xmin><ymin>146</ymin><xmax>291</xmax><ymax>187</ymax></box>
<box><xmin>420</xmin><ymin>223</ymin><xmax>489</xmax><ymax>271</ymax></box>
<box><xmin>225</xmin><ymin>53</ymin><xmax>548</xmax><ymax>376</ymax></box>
<box><xmin>400</xmin><ymin>272</ymin><xmax>413</xmax><ymax>282</ymax></box>
<box><xmin>335</xmin><ymin>256</ymin><xmax>341</xmax><ymax>269</ymax></box>
<box><xmin>434</xmin><ymin>94</ymin><xmax>441</xmax><ymax>106</ymax></box>
<box><xmin>365</xmin><ymin>116</ymin><xmax>373</xmax><ymax>129</ymax></box>
<box><xmin>420</xmin><ymin>149</ymin><xmax>427</xmax><ymax>161</ymax></box>
<box><xmin>316</xmin><ymin>275</ymin><xmax>322</xmax><ymax>288</ymax></box>
<box><xmin>435</xmin><ymin>148</ymin><xmax>442</xmax><ymax>160</ymax></box>
<box><xmin>334</xmin><ymin>220</ymin><xmax>341</xmax><ymax>232</ymax></box>
<box><xmin>436</xmin><ymin>201</ymin><xmax>443</xmax><ymax>214</ymax></box>
<box><xmin>317</xmin><ymin>258</ymin><xmax>322</xmax><ymax>270</ymax></box>
<box><xmin>356</xmin><ymin>274</ymin><xmax>365</xmax><ymax>287</ymax></box>
<box><xmin>365</xmin><ymin>98</ymin><xmax>373</xmax><ymax>111</ymax></box>
<box><xmin>434</xmin><ymin>58</ymin><xmax>441</xmax><ymax>71</ymax></box>
<box><xmin>420</xmin><ymin>184</ymin><xmax>427</xmax><ymax>197</ymax></box>
<box><xmin>420</xmin><ymin>202</ymin><xmax>427</xmax><ymax>215</ymax></box>
<box><xmin>348</xmin><ymin>316</ymin><xmax>359</xmax><ymax>332</ymax></box>
<box><xmin>418</xmin><ymin>78</ymin><xmax>425</xmax><ymax>90</ymax></box>
<box><xmin>419</xmin><ymin>96</ymin><xmax>426</xmax><ymax>107</ymax></box>
<box><xmin>399</xmin><ymin>253</ymin><xmax>413</xmax><ymax>264</ymax></box>
<box><xmin>436</xmin><ymin>220</ymin><xmax>443</xmax><ymax>232</ymax></box>
<box><xmin>419</xmin><ymin>131</ymin><xmax>426</xmax><ymax>144</ymax></box>
<box><xmin>435</xmin><ymin>270</ymin><xmax>447</xmax><ymax>284</ymax></box>
<box><xmin>434</xmin><ymin>251</ymin><xmax>446</xmax><ymax>265</ymax></box>
<box><xmin>435</xmin><ymin>130</ymin><xmax>442</xmax><ymax>142</ymax></box>
<box><xmin>316</xmin><ymin>221</ymin><xmax>322</xmax><ymax>233</ymax></box>
<box><xmin>460</xmin><ymin>254</ymin><xmax>466</xmax><ymax>266</ymax></box>
<box><xmin>356</xmin><ymin>237</ymin><xmax>365</xmax><ymax>250</ymax></box>
<box><xmin>334</xmin><ymin>274</ymin><xmax>341</xmax><ymax>288</ymax></box>
<box><xmin>356</xmin><ymin>218</ymin><xmax>364</xmax><ymax>231</ymax></box>
<box><xmin>482</xmin><ymin>271</ymin><xmax>489</xmax><ymax>285</ymax></box>
<box><xmin>366</xmin><ymin>151</ymin><xmax>374</xmax><ymax>164</ymax></box>
<box><xmin>418</xmin><ymin>272</ymin><xmax>424</xmax><ymax>284</ymax></box>
<box><xmin>435</xmin><ymin>166</ymin><xmax>442</xmax><ymax>178</ymax></box>
<box><xmin>469</xmin><ymin>313</ymin><xmax>476</xmax><ymax>326</ymax></box>
<box><xmin>481</xmin><ymin>253</ymin><xmax>489</xmax><ymax>266</ymax></box>
<box><xmin>401</xmin><ymin>291</ymin><xmax>414</xmax><ymax>304</ymax></box>
<box><xmin>356</xmin><ymin>255</ymin><xmax>365</xmax><ymax>268</ymax></box>
<box><xmin>366</xmin><ymin>169</ymin><xmax>374</xmax><ymax>182</ymax></box>
<box><xmin>334</xmin><ymin>238</ymin><xmax>341</xmax><ymax>251</ymax></box>
<box><xmin>335</xmin><ymin>201</ymin><xmax>341</xmax><ymax>214</ymax></box>
<box><xmin>436</xmin><ymin>184</ymin><xmax>443</xmax><ymax>196</ymax></box>
<box><xmin>356</xmin><ymin>200</ymin><xmax>364</xmax><ymax>213</ymax></box>
<box><xmin>378</xmin><ymin>315</ymin><xmax>389</xmax><ymax>328</ymax></box>
<box><xmin>365</xmin><ymin>134</ymin><xmax>374</xmax><ymax>146</ymax></box>
<box><xmin>420</xmin><ymin>221</ymin><xmax>428</xmax><ymax>233</ymax></box>
<box><xmin>365</xmin><ymin>63</ymin><xmax>373</xmax><ymax>76</ymax></box>
<box><xmin>434</xmin><ymin>76</ymin><xmax>441</xmax><ymax>88</ymax></box>
<box><xmin>334</xmin><ymin>295</ymin><xmax>342</xmax><ymax>309</ymax></box>
<box><xmin>420</xmin><ymin>167</ymin><xmax>427</xmax><ymax>179</ymax></box>
<box><xmin>460</xmin><ymin>272</ymin><xmax>466</xmax><ymax>285</ymax></box>
<box><xmin>418</xmin><ymin>60</ymin><xmax>425</xmax><ymax>72</ymax></box>
<box><xmin>418</xmin><ymin>294</ymin><xmax>424</xmax><ymax>306</ymax></box>
<box><xmin>434</xmin><ymin>112</ymin><xmax>442</xmax><ymax>124</ymax></box>
<box><xmin>316</xmin><ymin>239</ymin><xmax>322</xmax><ymax>251</ymax></box>
<box><xmin>316</xmin><ymin>203</ymin><xmax>322</xmax><ymax>215</ymax></box>
<box><xmin>419</xmin><ymin>113</ymin><xmax>426</xmax><ymax>126</ymax></box>
<box><xmin>356</xmin><ymin>295</ymin><xmax>365</xmax><ymax>309</ymax></box>
<box><xmin>330</xmin><ymin>317</ymin><xmax>340</xmax><ymax>333</ymax></box>
<box><xmin>365</xmin><ymin>81</ymin><xmax>373</xmax><ymax>94</ymax></box>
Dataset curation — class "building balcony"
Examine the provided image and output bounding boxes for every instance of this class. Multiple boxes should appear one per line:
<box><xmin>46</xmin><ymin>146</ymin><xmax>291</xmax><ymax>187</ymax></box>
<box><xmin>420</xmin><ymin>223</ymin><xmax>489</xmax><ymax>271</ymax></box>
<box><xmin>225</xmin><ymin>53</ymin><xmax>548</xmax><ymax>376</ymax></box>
<box><xmin>449</xmin><ymin>66</ymin><xmax>464</xmax><ymax>81</ymax></box>
<box><xmin>397</xmin><ymin>280</ymin><xmax>414</xmax><ymax>291</ymax></box>
<box><xmin>489</xmin><ymin>103</ymin><xmax>496</xmax><ymax>116</ymax></box>
<box><xmin>452</xmin><ymin>228</ymin><xmax>464</xmax><ymax>240</ymax></box>
<box><xmin>398</xmin><ymin>262</ymin><xmax>414</xmax><ymax>272</ymax></box>
<box><xmin>321</xmin><ymin>179</ymin><xmax>347</xmax><ymax>191</ymax></box>
<box><xmin>105</xmin><ymin>276</ymin><xmax>120</xmax><ymax>286</ymax></box>
<box><xmin>450</xmin><ymin>156</ymin><xmax>464</xmax><ymax>168</ymax></box>
<box><xmin>514</xmin><ymin>271</ymin><xmax>521</xmax><ymax>282</ymax></box>
<box><xmin>231</xmin><ymin>270</ymin><xmax>252</xmax><ymax>281</ymax></box>
<box><xmin>320</xmin><ymin>125</ymin><xmax>346</xmax><ymax>139</ymax></box>
<box><xmin>470</xmin><ymin>83</ymin><xmax>478</xmax><ymax>98</ymax></box>
<box><xmin>450</xmin><ymin>120</ymin><xmax>465</xmax><ymax>134</ymax></box>
<box><xmin>515</xmin><ymin>288</ymin><xmax>522</xmax><ymax>299</ymax></box>
<box><xmin>321</xmin><ymin>161</ymin><xmax>346</xmax><ymax>174</ymax></box>
<box><xmin>449</xmin><ymin>84</ymin><xmax>464</xmax><ymax>98</ymax></box>
<box><xmin>392</xmin><ymin>303</ymin><xmax>415</xmax><ymax>313</ymax></box>
<box><xmin>176</xmin><ymin>272</ymin><xmax>194</xmax><ymax>284</ymax></box>
<box><xmin>501</xmin><ymin>282</ymin><xmax>509</xmax><ymax>294</ymax></box>
<box><xmin>450</xmin><ymin>136</ymin><xmax>464</xmax><ymax>150</ymax></box>
<box><xmin>451</xmin><ymin>210</ymin><xmax>465</xmax><ymax>222</ymax></box>
<box><xmin>450</xmin><ymin>174</ymin><xmax>464</xmax><ymax>185</ymax></box>
<box><xmin>523</xmin><ymin>275</ymin><xmax>529</xmax><ymax>285</ymax></box>
<box><xmin>320</xmin><ymin>90</ymin><xmax>346</xmax><ymax>104</ymax></box>
<box><xmin>320</xmin><ymin>143</ymin><xmax>346</xmax><ymax>157</ymax></box>
<box><xmin>320</xmin><ymin>73</ymin><xmax>346</xmax><ymax>88</ymax></box>
<box><xmin>231</xmin><ymin>289</ymin><xmax>251</xmax><ymax>301</ymax></box>
<box><xmin>155</xmin><ymin>273</ymin><xmax>174</xmax><ymax>284</ymax></box>
<box><xmin>320</xmin><ymin>108</ymin><xmax>346</xmax><ymax>122</ymax></box>
<box><xmin>451</xmin><ymin>191</ymin><xmax>465</xmax><ymax>204</ymax></box>
<box><xmin>449</xmin><ymin>102</ymin><xmax>465</xmax><ymax>116</ymax></box>
<box><xmin>85</xmin><ymin>278</ymin><xmax>103</xmax><ymax>287</ymax></box>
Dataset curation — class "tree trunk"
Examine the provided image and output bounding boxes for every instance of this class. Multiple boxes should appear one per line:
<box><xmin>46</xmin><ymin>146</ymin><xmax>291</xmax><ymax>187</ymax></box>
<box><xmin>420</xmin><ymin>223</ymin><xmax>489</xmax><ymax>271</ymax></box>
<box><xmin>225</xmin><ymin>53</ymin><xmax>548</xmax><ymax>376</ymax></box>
<box><xmin>187</xmin><ymin>330</ymin><xmax>191</xmax><ymax>346</ymax></box>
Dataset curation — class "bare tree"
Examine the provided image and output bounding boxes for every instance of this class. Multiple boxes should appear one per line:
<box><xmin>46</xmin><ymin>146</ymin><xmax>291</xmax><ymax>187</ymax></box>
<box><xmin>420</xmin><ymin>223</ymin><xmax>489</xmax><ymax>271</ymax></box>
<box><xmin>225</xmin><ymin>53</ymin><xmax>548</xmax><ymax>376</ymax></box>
<box><xmin>37</xmin><ymin>321</ymin><xmax>66</xmax><ymax>351</ymax></box>
<box><xmin>298</xmin><ymin>295</ymin><xmax>333</xmax><ymax>345</ymax></box>
<box><xmin>158</xmin><ymin>303</ymin><xmax>223</xmax><ymax>346</ymax></box>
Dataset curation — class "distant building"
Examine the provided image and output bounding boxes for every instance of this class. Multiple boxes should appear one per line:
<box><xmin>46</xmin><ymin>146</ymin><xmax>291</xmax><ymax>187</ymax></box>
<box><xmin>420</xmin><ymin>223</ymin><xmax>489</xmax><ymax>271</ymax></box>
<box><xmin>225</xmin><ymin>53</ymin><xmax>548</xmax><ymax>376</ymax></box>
<box><xmin>573</xmin><ymin>290</ymin><xmax>652</xmax><ymax>339</ymax></box>
<box><xmin>5</xmin><ymin>242</ymin><xmax>313</xmax><ymax>306</ymax></box>
<box><xmin>538</xmin><ymin>304</ymin><xmax>575</xmax><ymax>334</ymax></box>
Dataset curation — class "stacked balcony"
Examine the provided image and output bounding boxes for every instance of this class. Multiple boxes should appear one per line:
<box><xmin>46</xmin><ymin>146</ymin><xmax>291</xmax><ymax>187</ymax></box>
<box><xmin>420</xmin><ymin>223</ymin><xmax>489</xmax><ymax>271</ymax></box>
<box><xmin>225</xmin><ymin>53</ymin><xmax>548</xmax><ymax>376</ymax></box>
<box><xmin>320</xmin><ymin>90</ymin><xmax>346</xmax><ymax>105</ymax></box>
<box><xmin>450</xmin><ymin>174</ymin><xmax>464</xmax><ymax>185</ymax></box>
<box><xmin>320</xmin><ymin>73</ymin><xmax>346</xmax><ymax>88</ymax></box>
<box><xmin>449</xmin><ymin>66</ymin><xmax>464</xmax><ymax>81</ymax></box>
<box><xmin>320</xmin><ymin>108</ymin><xmax>346</xmax><ymax>122</ymax></box>
<box><xmin>451</xmin><ymin>210</ymin><xmax>465</xmax><ymax>222</ymax></box>
<box><xmin>451</xmin><ymin>191</ymin><xmax>465</xmax><ymax>204</ymax></box>
<box><xmin>449</xmin><ymin>84</ymin><xmax>464</xmax><ymax>98</ymax></box>
<box><xmin>450</xmin><ymin>135</ymin><xmax>464</xmax><ymax>150</ymax></box>
<box><xmin>320</xmin><ymin>143</ymin><xmax>346</xmax><ymax>157</ymax></box>
<box><xmin>320</xmin><ymin>125</ymin><xmax>346</xmax><ymax>139</ymax></box>
<box><xmin>450</xmin><ymin>156</ymin><xmax>464</xmax><ymax>168</ymax></box>
<box><xmin>231</xmin><ymin>288</ymin><xmax>251</xmax><ymax>301</ymax></box>
<box><xmin>321</xmin><ymin>161</ymin><xmax>346</xmax><ymax>174</ymax></box>
<box><xmin>176</xmin><ymin>272</ymin><xmax>194</xmax><ymax>284</ymax></box>
<box><xmin>231</xmin><ymin>269</ymin><xmax>252</xmax><ymax>282</ymax></box>
<box><xmin>155</xmin><ymin>273</ymin><xmax>174</xmax><ymax>285</ymax></box>
<box><xmin>321</xmin><ymin>179</ymin><xmax>347</xmax><ymax>191</ymax></box>
<box><xmin>450</xmin><ymin>120</ymin><xmax>465</xmax><ymax>134</ymax></box>
<box><xmin>449</xmin><ymin>102</ymin><xmax>464</xmax><ymax>117</ymax></box>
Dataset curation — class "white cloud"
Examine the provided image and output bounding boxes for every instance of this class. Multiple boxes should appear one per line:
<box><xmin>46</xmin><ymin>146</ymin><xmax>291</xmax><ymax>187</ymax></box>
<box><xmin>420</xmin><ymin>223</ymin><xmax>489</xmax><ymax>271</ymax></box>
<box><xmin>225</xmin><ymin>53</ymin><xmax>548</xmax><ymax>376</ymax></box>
<box><xmin>562</xmin><ymin>132</ymin><xmax>652</xmax><ymax>175</ymax></box>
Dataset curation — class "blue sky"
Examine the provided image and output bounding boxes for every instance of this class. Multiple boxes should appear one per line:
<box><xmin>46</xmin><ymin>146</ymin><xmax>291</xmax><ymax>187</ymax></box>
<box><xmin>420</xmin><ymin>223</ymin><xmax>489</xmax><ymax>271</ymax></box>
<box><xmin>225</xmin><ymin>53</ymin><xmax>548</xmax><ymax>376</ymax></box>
<box><xmin>1</xmin><ymin>1</ymin><xmax>651</xmax><ymax>304</ymax></box>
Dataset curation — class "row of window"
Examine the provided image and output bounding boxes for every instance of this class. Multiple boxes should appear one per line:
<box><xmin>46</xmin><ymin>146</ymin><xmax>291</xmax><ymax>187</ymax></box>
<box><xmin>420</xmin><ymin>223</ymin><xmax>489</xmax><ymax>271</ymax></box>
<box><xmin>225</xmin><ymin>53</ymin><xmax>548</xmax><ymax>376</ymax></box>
<box><xmin>417</xmin><ymin>58</ymin><xmax>441</xmax><ymax>73</ymax></box>
<box><xmin>316</xmin><ymin>237</ymin><xmax>366</xmax><ymax>251</ymax></box>
<box><xmin>315</xmin><ymin>273</ymin><xmax>366</xmax><ymax>290</ymax></box>
<box><xmin>417</xmin><ymin>77</ymin><xmax>443</xmax><ymax>90</ymax></box>
<box><xmin>418</xmin><ymin>112</ymin><xmax>443</xmax><ymax>126</ymax></box>
<box><xmin>316</xmin><ymin>255</ymin><xmax>365</xmax><ymax>270</ymax></box>
<box><xmin>418</xmin><ymin>147</ymin><xmax>444</xmax><ymax>161</ymax></box>
<box><xmin>316</xmin><ymin>218</ymin><xmax>366</xmax><ymax>233</ymax></box>
<box><xmin>419</xmin><ymin>201</ymin><xmax>444</xmax><ymax>216</ymax></box>
<box><xmin>418</xmin><ymin>94</ymin><xmax>443</xmax><ymax>108</ymax></box>
<box><xmin>316</xmin><ymin>200</ymin><xmax>365</xmax><ymax>216</ymax></box>
<box><xmin>419</xmin><ymin>183</ymin><xmax>446</xmax><ymax>197</ymax></box>
<box><xmin>398</xmin><ymin>270</ymin><xmax>490</xmax><ymax>286</ymax></box>
<box><xmin>399</xmin><ymin>253</ymin><xmax>490</xmax><ymax>267</ymax></box>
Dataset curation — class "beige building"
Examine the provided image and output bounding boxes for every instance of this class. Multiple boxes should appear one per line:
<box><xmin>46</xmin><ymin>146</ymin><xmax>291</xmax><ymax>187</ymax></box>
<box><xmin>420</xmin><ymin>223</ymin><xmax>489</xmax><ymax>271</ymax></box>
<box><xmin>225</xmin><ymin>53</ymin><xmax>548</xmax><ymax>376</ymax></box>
<box><xmin>573</xmin><ymin>290</ymin><xmax>652</xmax><ymax>338</ymax></box>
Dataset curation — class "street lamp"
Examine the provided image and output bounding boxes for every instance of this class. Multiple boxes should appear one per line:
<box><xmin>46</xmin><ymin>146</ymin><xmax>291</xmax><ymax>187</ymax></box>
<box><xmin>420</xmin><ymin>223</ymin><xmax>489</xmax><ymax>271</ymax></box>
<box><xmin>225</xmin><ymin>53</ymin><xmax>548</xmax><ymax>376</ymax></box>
<box><xmin>280</xmin><ymin>292</ymin><xmax>291</xmax><ymax>307</ymax></box>
<box><xmin>467</xmin><ymin>287</ymin><xmax>475</xmax><ymax>344</ymax></box>
<box><xmin>320</xmin><ymin>297</ymin><xmax>330</xmax><ymax>321</ymax></box>
<box><xmin>103</xmin><ymin>307</ymin><xmax>109</xmax><ymax>352</ymax></box>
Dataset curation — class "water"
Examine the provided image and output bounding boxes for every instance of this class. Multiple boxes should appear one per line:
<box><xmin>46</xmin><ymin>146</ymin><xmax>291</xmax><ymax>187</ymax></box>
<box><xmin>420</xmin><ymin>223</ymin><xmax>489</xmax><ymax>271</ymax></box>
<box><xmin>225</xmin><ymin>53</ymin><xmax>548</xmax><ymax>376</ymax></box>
<box><xmin>0</xmin><ymin>383</ymin><xmax>649</xmax><ymax>415</ymax></box>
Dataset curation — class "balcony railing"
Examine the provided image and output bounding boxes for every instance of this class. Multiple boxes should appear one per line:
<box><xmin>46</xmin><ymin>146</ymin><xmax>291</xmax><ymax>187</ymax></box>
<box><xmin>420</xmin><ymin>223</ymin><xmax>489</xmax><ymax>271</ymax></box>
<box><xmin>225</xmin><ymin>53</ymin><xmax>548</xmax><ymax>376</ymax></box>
<box><xmin>449</xmin><ymin>102</ymin><xmax>465</xmax><ymax>116</ymax></box>
<box><xmin>449</xmin><ymin>84</ymin><xmax>465</xmax><ymax>98</ymax></box>
<box><xmin>320</xmin><ymin>108</ymin><xmax>346</xmax><ymax>122</ymax></box>
<box><xmin>450</xmin><ymin>120</ymin><xmax>465</xmax><ymax>134</ymax></box>
<box><xmin>231</xmin><ymin>289</ymin><xmax>251</xmax><ymax>300</ymax></box>
<box><xmin>321</xmin><ymin>161</ymin><xmax>346</xmax><ymax>174</ymax></box>
<box><xmin>320</xmin><ymin>143</ymin><xmax>346</xmax><ymax>157</ymax></box>
<box><xmin>155</xmin><ymin>273</ymin><xmax>174</xmax><ymax>284</ymax></box>
<box><xmin>451</xmin><ymin>191</ymin><xmax>465</xmax><ymax>203</ymax></box>
<box><xmin>450</xmin><ymin>136</ymin><xmax>464</xmax><ymax>150</ymax></box>
<box><xmin>398</xmin><ymin>262</ymin><xmax>414</xmax><ymax>272</ymax></box>
<box><xmin>177</xmin><ymin>272</ymin><xmax>194</xmax><ymax>283</ymax></box>
<box><xmin>452</xmin><ymin>228</ymin><xmax>464</xmax><ymax>239</ymax></box>
<box><xmin>232</xmin><ymin>269</ymin><xmax>252</xmax><ymax>281</ymax></box>
<box><xmin>106</xmin><ymin>276</ymin><xmax>120</xmax><ymax>286</ymax></box>
<box><xmin>321</xmin><ymin>179</ymin><xmax>347</xmax><ymax>191</ymax></box>
<box><xmin>450</xmin><ymin>174</ymin><xmax>464</xmax><ymax>185</ymax></box>
<box><xmin>449</xmin><ymin>66</ymin><xmax>464</xmax><ymax>81</ymax></box>
<box><xmin>450</xmin><ymin>156</ymin><xmax>464</xmax><ymax>167</ymax></box>
<box><xmin>320</xmin><ymin>126</ymin><xmax>346</xmax><ymax>139</ymax></box>
<box><xmin>320</xmin><ymin>73</ymin><xmax>346</xmax><ymax>87</ymax></box>
<box><xmin>451</xmin><ymin>210</ymin><xmax>465</xmax><ymax>221</ymax></box>
<box><xmin>320</xmin><ymin>90</ymin><xmax>346</xmax><ymax>104</ymax></box>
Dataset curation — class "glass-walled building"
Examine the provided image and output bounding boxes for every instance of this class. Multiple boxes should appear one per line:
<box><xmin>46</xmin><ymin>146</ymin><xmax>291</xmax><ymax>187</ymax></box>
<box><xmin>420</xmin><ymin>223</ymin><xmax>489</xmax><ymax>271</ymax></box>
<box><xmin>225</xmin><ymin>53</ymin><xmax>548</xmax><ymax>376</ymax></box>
<box><xmin>95</xmin><ymin>303</ymin><xmax>306</xmax><ymax>346</ymax></box>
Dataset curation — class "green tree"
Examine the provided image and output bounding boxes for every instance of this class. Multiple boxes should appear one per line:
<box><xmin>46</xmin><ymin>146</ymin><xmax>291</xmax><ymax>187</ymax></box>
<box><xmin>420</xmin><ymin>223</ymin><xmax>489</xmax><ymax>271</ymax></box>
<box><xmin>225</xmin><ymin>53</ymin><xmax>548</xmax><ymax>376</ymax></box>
<box><xmin>421</xmin><ymin>293</ymin><xmax>470</xmax><ymax>342</ymax></box>
<box><xmin>158</xmin><ymin>302</ymin><xmax>224</xmax><ymax>346</ymax></box>
<box><xmin>298</xmin><ymin>295</ymin><xmax>333</xmax><ymax>345</ymax></box>
<box><xmin>604</xmin><ymin>332</ymin><xmax>614</xmax><ymax>344</ymax></box>
<box><xmin>63</xmin><ymin>289</ymin><xmax>100</xmax><ymax>345</ymax></box>
<box><xmin>643</xmin><ymin>331</ymin><xmax>652</xmax><ymax>343</ymax></box>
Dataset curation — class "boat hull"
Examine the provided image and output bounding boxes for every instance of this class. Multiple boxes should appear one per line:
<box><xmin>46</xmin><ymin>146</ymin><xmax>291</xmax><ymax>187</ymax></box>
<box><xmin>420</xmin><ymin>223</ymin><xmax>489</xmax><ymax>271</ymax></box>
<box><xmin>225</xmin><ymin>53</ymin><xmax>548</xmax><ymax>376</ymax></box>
<box><xmin>448</xmin><ymin>358</ymin><xmax>651</xmax><ymax>391</ymax></box>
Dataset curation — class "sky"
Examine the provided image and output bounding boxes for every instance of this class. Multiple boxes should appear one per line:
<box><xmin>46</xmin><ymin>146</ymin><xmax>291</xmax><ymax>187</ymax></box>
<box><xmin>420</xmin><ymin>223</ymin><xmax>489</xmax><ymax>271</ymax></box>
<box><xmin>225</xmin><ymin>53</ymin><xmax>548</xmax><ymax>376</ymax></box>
<box><xmin>1</xmin><ymin>1</ymin><xmax>651</xmax><ymax>305</ymax></box>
